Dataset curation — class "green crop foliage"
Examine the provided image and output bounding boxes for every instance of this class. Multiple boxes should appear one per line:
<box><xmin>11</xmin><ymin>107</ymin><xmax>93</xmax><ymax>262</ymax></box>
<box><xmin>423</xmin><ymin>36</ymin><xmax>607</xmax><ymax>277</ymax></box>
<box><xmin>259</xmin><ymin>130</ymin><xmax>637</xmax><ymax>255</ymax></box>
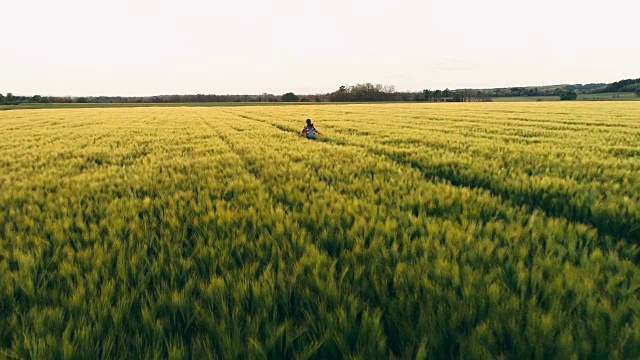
<box><xmin>1</xmin><ymin>103</ymin><xmax>639</xmax><ymax>359</ymax></box>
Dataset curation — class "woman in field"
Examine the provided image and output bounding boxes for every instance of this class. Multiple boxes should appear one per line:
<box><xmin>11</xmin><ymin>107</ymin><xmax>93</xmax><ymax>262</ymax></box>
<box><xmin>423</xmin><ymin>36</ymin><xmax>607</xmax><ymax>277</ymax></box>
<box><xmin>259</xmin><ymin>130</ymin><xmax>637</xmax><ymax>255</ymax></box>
<box><xmin>300</xmin><ymin>119</ymin><xmax>322</xmax><ymax>140</ymax></box>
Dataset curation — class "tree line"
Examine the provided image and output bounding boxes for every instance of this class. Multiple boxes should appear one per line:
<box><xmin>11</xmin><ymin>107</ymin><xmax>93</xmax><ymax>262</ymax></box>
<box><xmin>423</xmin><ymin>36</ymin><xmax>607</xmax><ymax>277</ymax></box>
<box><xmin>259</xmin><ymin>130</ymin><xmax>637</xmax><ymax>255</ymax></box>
<box><xmin>0</xmin><ymin>92</ymin><xmax>51</xmax><ymax>104</ymax></box>
<box><xmin>600</xmin><ymin>78</ymin><xmax>640</xmax><ymax>93</ymax></box>
<box><xmin>0</xmin><ymin>84</ymin><xmax>493</xmax><ymax>105</ymax></box>
<box><xmin>2</xmin><ymin>78</ymin><xmax>638</xmax><ymax>105</ymax></box>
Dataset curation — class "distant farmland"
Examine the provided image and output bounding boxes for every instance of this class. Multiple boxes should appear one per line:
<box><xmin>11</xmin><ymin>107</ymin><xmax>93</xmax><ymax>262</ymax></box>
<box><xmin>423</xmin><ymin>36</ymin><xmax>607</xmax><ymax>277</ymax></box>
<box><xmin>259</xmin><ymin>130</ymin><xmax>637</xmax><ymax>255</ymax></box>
<box><xmin>1</xmin><ymin>103</ymin><xmax>639</xmax><ymax>358</ymax></box>
<box><xmin>493</xmin><ymin>92</ymin><xmax>639</xmax><ymax>102</ymax></box>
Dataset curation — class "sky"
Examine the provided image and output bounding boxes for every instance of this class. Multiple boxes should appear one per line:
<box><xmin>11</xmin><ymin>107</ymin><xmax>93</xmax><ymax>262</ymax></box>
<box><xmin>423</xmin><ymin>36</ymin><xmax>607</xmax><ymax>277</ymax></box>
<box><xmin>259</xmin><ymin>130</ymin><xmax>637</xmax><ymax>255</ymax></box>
<box><xmin>1</xmin><ymin>0</ymin><xmax>638</xmax><ymax>96</ymax></box>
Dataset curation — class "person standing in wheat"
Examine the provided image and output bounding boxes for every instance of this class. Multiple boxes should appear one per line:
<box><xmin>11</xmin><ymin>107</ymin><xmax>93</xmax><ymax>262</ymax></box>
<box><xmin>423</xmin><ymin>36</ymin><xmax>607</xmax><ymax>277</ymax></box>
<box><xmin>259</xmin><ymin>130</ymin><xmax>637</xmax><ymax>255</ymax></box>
<box><xmin>300</xmin><ymin>119</ymin><xmax>322</xmax><ymax>140</ymax></box>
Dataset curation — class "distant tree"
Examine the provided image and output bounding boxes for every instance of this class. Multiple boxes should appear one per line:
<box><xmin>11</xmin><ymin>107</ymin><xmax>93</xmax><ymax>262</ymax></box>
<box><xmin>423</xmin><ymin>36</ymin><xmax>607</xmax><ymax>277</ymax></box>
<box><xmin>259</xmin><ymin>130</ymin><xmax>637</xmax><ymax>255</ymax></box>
<box><xmin>526</xmin><ymin>87</ymin><xmax>540</xmax><ymax>96</ymax></box>
<box><xmin>329</xmin><ymin>86</ymin><xmax>349</xmax><ymax>102</ymax></box>
<box><xmin>281</xmin><ymin>92</ymin><xmax>299</xmax><ymax>102</ymax></box>
<box><xmin>0</xmin><ymin>93</ymin><xmax>4</xmax><ymax>103</ymax></box>
<box><xmin>442</xmin><ymin>88</ymin><xmax>451</xmax><ymax>99</ymax></box>
<box><xmin>381</xmin><ymin>85</ymin><xmax>395</xmax><ymax>94</ymax></box>
<box><xmin>422</xmin><ymin>89</ymin><xmax>433</xmax><ymax>102</ymax></box>
<box><xmin>433</xmin><ymin>90</ymin><xmax>442</xmax><ymax>102</ymax></box>
<box><xmin>559</xmin><ymin>91</ymin><xmax>578</xmax><ymax>101</ymax></box>
<box><xmin>635</xmin><ymin>89</ymin><xmax>640</xmax><ymax>97</ymax></box>
<box><xmin>604</xmin><ymin>78</ymin><xmax>640</xmax><ymax>93</ymax></box>
<box><xmin>351</xmin><ymin>83</ymin><xmax>377</xmax><ymax>101</ymax></box>
<box><xmin>6</xmin><ymin>92</ymin><xmax>15</xmax><ymax>103</ymax></box>
<box><xmin>327</xmin><ymin>83</ymin><xmax>396</xmax><ymax>102</ymax></box>
<box><xmin>477</xmin><ymin>90</ymin><xmax>492</xmax><ymax>102</ymax></box>
<box><xmin>257</xmin><ymin>93</ymin><xmax>277</xmax><ymax>102</ymax></box>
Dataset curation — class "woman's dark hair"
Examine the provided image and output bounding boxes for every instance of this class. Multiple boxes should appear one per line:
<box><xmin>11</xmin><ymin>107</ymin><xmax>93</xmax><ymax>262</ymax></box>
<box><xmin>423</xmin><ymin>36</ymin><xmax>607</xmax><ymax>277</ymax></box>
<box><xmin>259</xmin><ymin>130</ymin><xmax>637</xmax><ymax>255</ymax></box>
<box><xmin>306</xmin><ymin>119</ymin><xmax>312</xmax><ymax>126</ymax></box>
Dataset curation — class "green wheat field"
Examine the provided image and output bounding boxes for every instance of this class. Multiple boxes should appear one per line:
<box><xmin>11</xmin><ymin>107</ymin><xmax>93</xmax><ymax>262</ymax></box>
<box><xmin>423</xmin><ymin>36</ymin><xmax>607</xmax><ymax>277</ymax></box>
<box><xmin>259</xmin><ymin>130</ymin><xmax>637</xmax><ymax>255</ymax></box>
<box><xmin>1</xmin><ymin>102</ymin><xmax>639</xmax><ymax>359</ymax></box>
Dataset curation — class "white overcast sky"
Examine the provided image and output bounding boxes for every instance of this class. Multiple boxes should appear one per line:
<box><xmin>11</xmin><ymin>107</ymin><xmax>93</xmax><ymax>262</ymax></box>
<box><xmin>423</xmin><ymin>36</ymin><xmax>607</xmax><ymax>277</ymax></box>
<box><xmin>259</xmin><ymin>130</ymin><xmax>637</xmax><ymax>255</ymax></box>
<box><xmin>1</xmin><ymin>0</ymin><xmax>638</xmax><ymax>96</ymax></box>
